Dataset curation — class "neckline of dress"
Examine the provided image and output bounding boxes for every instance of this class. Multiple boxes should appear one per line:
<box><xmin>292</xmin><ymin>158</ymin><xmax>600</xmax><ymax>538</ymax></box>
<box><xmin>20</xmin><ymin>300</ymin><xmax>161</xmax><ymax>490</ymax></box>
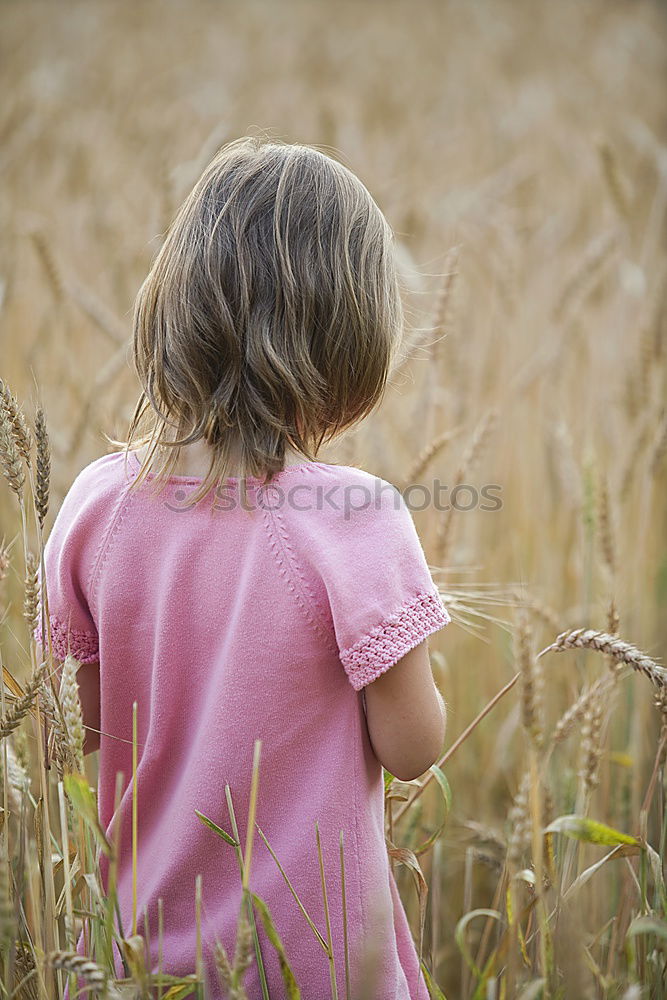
<box><xmin>128</xmin><ymin>449</ymin><xmax>328</xmax><ymax>485</ymax></box>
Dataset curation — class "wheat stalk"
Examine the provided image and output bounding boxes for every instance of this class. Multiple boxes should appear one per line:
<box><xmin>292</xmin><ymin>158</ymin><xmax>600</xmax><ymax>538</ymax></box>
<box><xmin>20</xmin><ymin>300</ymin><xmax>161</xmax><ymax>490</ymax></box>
<box><xmin>552</xmin><ymin>230</ymin><xmax>617</xmax><ymax>324</ymax></box>
<box><xmin>578</xmin><ymin>683</ymin><xmax>605</xmax><ymax>793</ymax></box>
<box><xmin>654</xmin><ymin>688</ymin><xmax>667</xmax><ymax>767</ymax></box>
<box><xmin>605</xmin><ymin>598</ymin><xmax>620</xmax><ymax>673</ymax></box>
<box><xmin>59</xmin><ymin>654</ymin><xmax>85</xmax><ymax>773</ymax></box>
<box><xmin>402</xmin><ymin>427</ymin><xmax>460</xmax><ymax>487</ymax></box>
<box><xmin>619</xmin><ymin>411</ymin><xmax>653</xmax><ymax>500</ymax></box>
<box><xmin>549</xmin><ymin>419</ymin><xmax>583</xmax><ymax>511</ymax></box>
<box><xmin>515</xmin><ymin>608</ymin><xmax>544</xmax><ymax>750</ymax></box>
<box><xmin>66</xmin><ymin>279</ymin><xmax>128</xmax><ymax>345</ymax></box>
<box><xmin>39</xmin><ymin>683</ymin><xmax>70</xmax><ymax>778</ymax></box>
<box><xmin>392</xmin><ymin>244</ymin><xmax>461</xmax><ymax>381</ymax></box>
<box><xmin>538</xmin><ymin>628</ymin><xmax>666</xmax><ymax>688</ymax></box>
<box><xmin>0</xmin><ymin>740</ymin><xmax>30</xmax><ymax>812</ymax></box>
<box><xmin>0</xmin><ymin>851</ymin><xmax>13</xmax><ymax>946</ymax></box>
<box><xmin>0</xmin><ymin>660</ymin><xmax>49</xmax><ymax>739</ymax></box>
<box><xmin>650</xmin><ymin>413</ymin><xmax>667</xmax><ymax>476</ymax></box>
<box><xmin>0</xmin><ymin>377</ymin><xmax>32</xmax><ymax>465</ymax></box>
<box><xmin>507</xmin><ymin>768</ymin><xmax>532</xmax><ymax>867</ymax></box>
<box><xmin>510</xmin><ymin>590</ymin><xmax>560</xmax><ymax>634</ymax></box>
<box><xmin>23</xmin><ymin>551</ymin><xmax>39</xmax><ymax>634</ymax></box>
<box><xmin>597</xmin><ymin>474</ymin><xmax>615</xmax><ymax>578</ymax></box>
<box><xmin>552</xmin><ymin>674</ymin><xmax>616</xmax><ymax>746</ymax></box>
<box><xmin>214</xmin><ymin>924</ymin><xmax>251</xmax><ymax>1000</ymax></box>
<box><xmin>214</xmin><ymin>939</ymin><xmax>235</xmax><ymax>992</ymax></box>
<box><xmin>595</xmin><ymin>136</ymin><xmax>631</xmax><ymax>218</ymax></box>
<box><xmin>4</xmin><ymin>740</ymin><xmax>30</xmax><ymax>795</ymax></box>
<box><xmin>34</xmin><ymin>405</ymin><xmax>51</xmax><ymax>529</ymax></box>
<box><xmin>649</xmin><ymin>270</ymin><xmax>666</xmax><ymax>362</ymax></box>
<box><xmin>29</xmin><ymin>231</ymin><xmax>65</xmax><ymax>302</ymax></box>
<box><xmin>430</xmin><ymin>244</ymin><xmax>461</xmax><ymax>362</ymax></box>
<box><xmin>435</xmin><ymin>408</ymin><xmax>497</xmax><ymax>564</ymax></box>
<box><xmin>0</xmin><ymin>540</ymin><xmax>10</xmax><ymax>584</ymax></box>
<box><xmin>13</xmin><ymin>941</ymin><xmax>39</xmax><ymax>1000</ymax></box>
<box><xmin>47</xmin><ymin>951</ymin><xmax>107</xmax><ymax>991</ymax></box>
<box><xmin>0</xmin><ymin>400</ymin><xmax>25</xmax><ymax>500</ymax></box>
<box><xmin>232</xmin><ymin>907</ymin><xmax>254</xmax><ymax>982</ymax></box>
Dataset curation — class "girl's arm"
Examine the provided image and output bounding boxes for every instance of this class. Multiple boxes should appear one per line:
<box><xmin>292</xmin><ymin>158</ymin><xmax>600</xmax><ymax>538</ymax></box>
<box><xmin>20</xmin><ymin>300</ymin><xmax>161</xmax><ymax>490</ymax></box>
<box><xmin>75</xmin><ymin>659</ymin><xmax>101</xmax><ymax>755</ymax></box>
<box><xmin>362</xmin><ymin>638</ymin><xmax>446</xmax><ymax>782</ymax></box>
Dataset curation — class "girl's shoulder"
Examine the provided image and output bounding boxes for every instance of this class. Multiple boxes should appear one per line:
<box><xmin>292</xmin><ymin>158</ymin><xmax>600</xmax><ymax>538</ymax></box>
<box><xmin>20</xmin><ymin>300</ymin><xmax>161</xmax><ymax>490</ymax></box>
<box><xmin>35</xmin><ymin>451</ymin><xmax>134</xmax><ymax>663</ymax></box>
<box><xmin>54</xmin><ymin>450</ymin><xmax>136</xmax><ymax>523</ymax></box>
<box><xmin>44</xmin><ymin>450</ymin><xmax>140</xmax><ymax>573</ymax></box>
<box><xmin>270</xmin><ymin>459</ymin><xmax>427</xmax><ymax>584</ymax></box>
<box><xmin>268</xmin><ymin>461</ymin><xmax>449</xmax><ymax>692</ymax></box>
<box><xmin>275</xmin><ymin>460</ymin><xmax>407</xmax><ymax>526</ymax></box>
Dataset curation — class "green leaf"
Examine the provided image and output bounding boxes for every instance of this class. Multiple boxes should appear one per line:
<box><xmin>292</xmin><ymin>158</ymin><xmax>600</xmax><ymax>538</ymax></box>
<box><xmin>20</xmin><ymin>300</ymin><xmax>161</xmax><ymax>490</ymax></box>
<box><xmin>563</xmin><ymin>844</ymin><xmax>638</xmax><ymax>901</ymax></box>
<box><xmin>385</xmin><ymin>785</ymin><xmax>410</xmax><ymax>803</ymax></box>
<box><xmin>122</xmin><ymin>935</ymin><xmax>148</xmax><ymax>988</ymax></box>
<box><xmin>413</xmin><ymin>765</ymin><xmax>452</xmax><ymax>857</ymax></box>
<box><xmin>455</xmin><ymin>909</ymin><xmax>502</xmax><ymax>980</ymax></box>
<box><xmin>195</xmin><ymin>809</ymin><xmax>239</xmax><ymax>847</ymax></box>
<box><xmin>428</xmin><ymin>764</ymin><xmax>452</xmax><ymax>813</ymax></box>
<box><xmin>419</xmin><ymin>958</ymin><xmax>448</xmax><ymax>999</ymax></box>
<box><xmin>383</xmin><ymin>769</ymin><xmax>395</xmax><ymax>791</ymax></box>
<box><xmin>544</xmin><ymin>815</ymin><xmax>640</xmax><ymax>847</ymax></box>
<box><xmin>512</xmin><ymin>869</ymin><xmax>536</xmax><ymax>887</ymax></box>
<box><xmin>386</xmin><ymin>840</ymin><xmax>428</xmax><ymax>967</ymax></box>
<box><xmin>251</xmin><ymin>893</ymin><xmax>300</xmax><ymax>999</ymax></box>
<box><xmin>63</xmin><ymin>773</ymin><xmax>111</xmax><ymax>855</ymax></box>
<box><xmin>645</xmin><ymin>843</ymin><xmax>667</xmax><ymax>913</ymax></box>
<box><xmin>160</xmin><ymin>982</ymin><xmax>198</xmax><ymax>1000</ymax></box>
<box><xmin>627</xmin><ymin>915</ymin><xmax>667</xmax><ymax>941</ymax></box>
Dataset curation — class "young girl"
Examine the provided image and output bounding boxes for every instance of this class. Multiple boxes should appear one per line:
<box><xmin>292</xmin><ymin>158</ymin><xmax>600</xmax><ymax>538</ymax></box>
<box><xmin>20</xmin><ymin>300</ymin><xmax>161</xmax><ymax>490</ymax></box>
<box><xmin>36</xmin><ymin>135</ymin><xmax>451</xmax><ymax>999</ymax></box>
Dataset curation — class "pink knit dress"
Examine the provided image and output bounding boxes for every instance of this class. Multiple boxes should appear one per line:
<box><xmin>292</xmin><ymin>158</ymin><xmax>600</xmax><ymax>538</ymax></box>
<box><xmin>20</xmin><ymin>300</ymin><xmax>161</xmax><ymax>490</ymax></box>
<box><xmin>35</xmin><ymin>449</ymin><xmax>451</xmax><ymax>999</ymax></box>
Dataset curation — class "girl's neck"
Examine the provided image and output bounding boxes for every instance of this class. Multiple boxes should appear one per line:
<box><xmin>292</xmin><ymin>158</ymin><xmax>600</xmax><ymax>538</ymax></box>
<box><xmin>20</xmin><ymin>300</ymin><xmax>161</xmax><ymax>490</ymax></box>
<box><xmin>133</xmin><ymin>438</ymin><xmax>309</xmax><ymax>479</ymax></box>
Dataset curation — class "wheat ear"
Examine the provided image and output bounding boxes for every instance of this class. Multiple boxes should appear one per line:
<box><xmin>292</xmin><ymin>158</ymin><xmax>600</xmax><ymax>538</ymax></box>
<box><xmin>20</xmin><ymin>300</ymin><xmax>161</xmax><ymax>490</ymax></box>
<box><xmin>35</xmin><ymin>406</ymin><xmax>51</xmax><ymax>529</ymax></box>
<box><xmin>47</xmin><ymin>951</ymin><xmax>107</xmax><ymax>991</ymax></box>
<box><xmin>402</xmin><ymin>427</ymin><xmax>460</xmax><ymax>487</ymax></box>
<box><xmin>59</xmin><ymin>655</ymin><xmax>85</xmax><ymax>774</ymax></box>
<box><xmin>0</xmin><ymin>401</ymin><xmax>25</xmax><ymax>500</ymax></box>
<box><xmin>538</xmin><ymin>628</ymin><xmax>666</xmax><ymax>688</ymax></box>
<box><xmin>0</xmin><ymin>660</ymin><xmax>49</xmax><ymax>739</ymax></box>
<box><xmin>23</xmin><ymin>552</ymin><xmax>39</xmax><ymax>634</ymax></box>
<box><xmin>0</xmin><ymin>378</ymin><xmax>32</xmax><ymax>465</ymax></box>
<box><xmin>435</xmin><ymin>408</ymin><xmax>497</xmax><ymax>564</ymax></box>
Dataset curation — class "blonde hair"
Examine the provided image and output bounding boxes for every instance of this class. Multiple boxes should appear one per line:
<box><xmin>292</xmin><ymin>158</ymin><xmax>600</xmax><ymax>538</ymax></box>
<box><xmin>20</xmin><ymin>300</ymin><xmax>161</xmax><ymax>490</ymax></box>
<box><xmin>110</xmin><ymin>134</ymin><xmax>405</xmax><ymax>505</ymax></box>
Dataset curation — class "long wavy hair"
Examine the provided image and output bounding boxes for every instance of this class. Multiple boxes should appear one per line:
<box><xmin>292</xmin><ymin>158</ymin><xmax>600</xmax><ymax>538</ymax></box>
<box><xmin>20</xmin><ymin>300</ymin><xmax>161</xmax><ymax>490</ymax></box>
<box><xmin>109</xmin><ymin>134</ymin><xmax>405</xmax><ymax>505</ymax></box>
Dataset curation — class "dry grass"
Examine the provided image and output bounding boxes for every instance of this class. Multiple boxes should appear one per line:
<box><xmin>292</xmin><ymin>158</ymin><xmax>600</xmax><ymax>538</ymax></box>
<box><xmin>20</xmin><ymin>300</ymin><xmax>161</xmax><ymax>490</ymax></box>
<box><xmin>0</xmin><ymin>0</ymin><xmax>666</xmax><ymax>996</ymax></box>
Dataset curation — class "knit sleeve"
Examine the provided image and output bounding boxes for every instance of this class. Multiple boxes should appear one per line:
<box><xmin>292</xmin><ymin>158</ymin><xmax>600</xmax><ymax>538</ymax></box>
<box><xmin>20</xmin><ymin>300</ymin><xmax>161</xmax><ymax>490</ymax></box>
<box><xmin>33</xmin><ymin>462</ymin><xmax>109</xmax><ymax>665</ymax></box>
<box><xmin>292</xmin><ymin>470</ymin><xmax>451</xmax><ymax>691</ymax></box>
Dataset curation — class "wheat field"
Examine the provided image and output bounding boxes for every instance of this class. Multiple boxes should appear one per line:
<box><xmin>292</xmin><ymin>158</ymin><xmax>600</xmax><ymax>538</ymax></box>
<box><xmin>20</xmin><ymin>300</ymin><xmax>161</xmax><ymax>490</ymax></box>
<box><xmin>1</xmin><ymin>0</ymin><xmax>666</xmax><ymax>997</ymax></box>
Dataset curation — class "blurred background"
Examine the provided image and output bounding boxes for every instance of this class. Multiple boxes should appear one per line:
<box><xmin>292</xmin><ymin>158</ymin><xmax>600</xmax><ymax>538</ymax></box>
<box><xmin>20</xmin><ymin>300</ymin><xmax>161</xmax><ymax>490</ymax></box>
<box><xmin>1</xmin><ymin>0</ymin><xmax>666</xmax><ymax>995</ymax></box>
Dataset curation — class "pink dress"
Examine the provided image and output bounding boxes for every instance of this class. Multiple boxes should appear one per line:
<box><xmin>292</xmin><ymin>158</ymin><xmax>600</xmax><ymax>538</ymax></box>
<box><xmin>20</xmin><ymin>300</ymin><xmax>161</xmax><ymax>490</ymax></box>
<box><xmin>35</xmin><ymin>450</ymin><xmax>451</xmax><ymax>999</ymax></box>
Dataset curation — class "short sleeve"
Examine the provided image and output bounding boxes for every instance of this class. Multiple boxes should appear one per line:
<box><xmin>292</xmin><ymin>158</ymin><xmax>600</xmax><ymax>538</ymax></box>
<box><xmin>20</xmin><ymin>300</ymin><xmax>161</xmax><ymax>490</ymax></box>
<box><xmin>33</xmin><ymin>464</ymin><xmax>107</xmax><ymax>665</ymax></box>
<box><xmin>289</xmin><ymin>470</ymin><xmax>451</xmax><ymax>691</ymax></box>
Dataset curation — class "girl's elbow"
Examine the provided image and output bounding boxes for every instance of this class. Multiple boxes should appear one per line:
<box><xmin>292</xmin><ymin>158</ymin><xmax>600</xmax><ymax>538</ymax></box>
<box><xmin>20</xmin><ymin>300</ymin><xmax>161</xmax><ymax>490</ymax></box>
<box><xmin>391</xmin><ymin>711</ymin><xmax>447</xmax><ymax>782</ymax></box>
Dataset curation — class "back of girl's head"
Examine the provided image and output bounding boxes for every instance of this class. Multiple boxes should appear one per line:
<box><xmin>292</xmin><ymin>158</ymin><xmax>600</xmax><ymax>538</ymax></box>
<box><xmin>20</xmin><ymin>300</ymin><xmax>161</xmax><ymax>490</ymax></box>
<box><xmin>116</xmin><ymin>134</ymin><xmax>405</xmax><ymax>500</ymax></box>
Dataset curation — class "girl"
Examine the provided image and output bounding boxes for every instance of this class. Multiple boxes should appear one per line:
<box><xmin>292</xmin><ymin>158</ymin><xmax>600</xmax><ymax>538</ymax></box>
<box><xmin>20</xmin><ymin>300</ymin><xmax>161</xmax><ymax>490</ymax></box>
<box><xmin>36</xmin><ymin>135</ymin><xmax>451</xmax><ymax>999</ymax></box>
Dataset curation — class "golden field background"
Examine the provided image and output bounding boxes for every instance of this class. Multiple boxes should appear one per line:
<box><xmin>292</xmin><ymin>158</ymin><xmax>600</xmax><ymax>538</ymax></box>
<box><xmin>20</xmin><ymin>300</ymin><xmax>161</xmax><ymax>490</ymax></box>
<box><xmin>1</xmin><ymin>0</ymin><xmax>667</xmax><ymax>996</ymax></box>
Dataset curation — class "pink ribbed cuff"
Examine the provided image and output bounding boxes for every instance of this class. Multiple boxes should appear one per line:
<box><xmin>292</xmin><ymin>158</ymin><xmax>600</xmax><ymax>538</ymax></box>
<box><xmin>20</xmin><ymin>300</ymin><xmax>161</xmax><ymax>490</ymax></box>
<box><xmin>33</xmin><ymin>614</ymin><xmax>100</xmax><ymax>664</ymax></box>
<box><xmin>340</xmin><ymin>590</ymin><xmax>451</xmax><ymax>691</ymax></box>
